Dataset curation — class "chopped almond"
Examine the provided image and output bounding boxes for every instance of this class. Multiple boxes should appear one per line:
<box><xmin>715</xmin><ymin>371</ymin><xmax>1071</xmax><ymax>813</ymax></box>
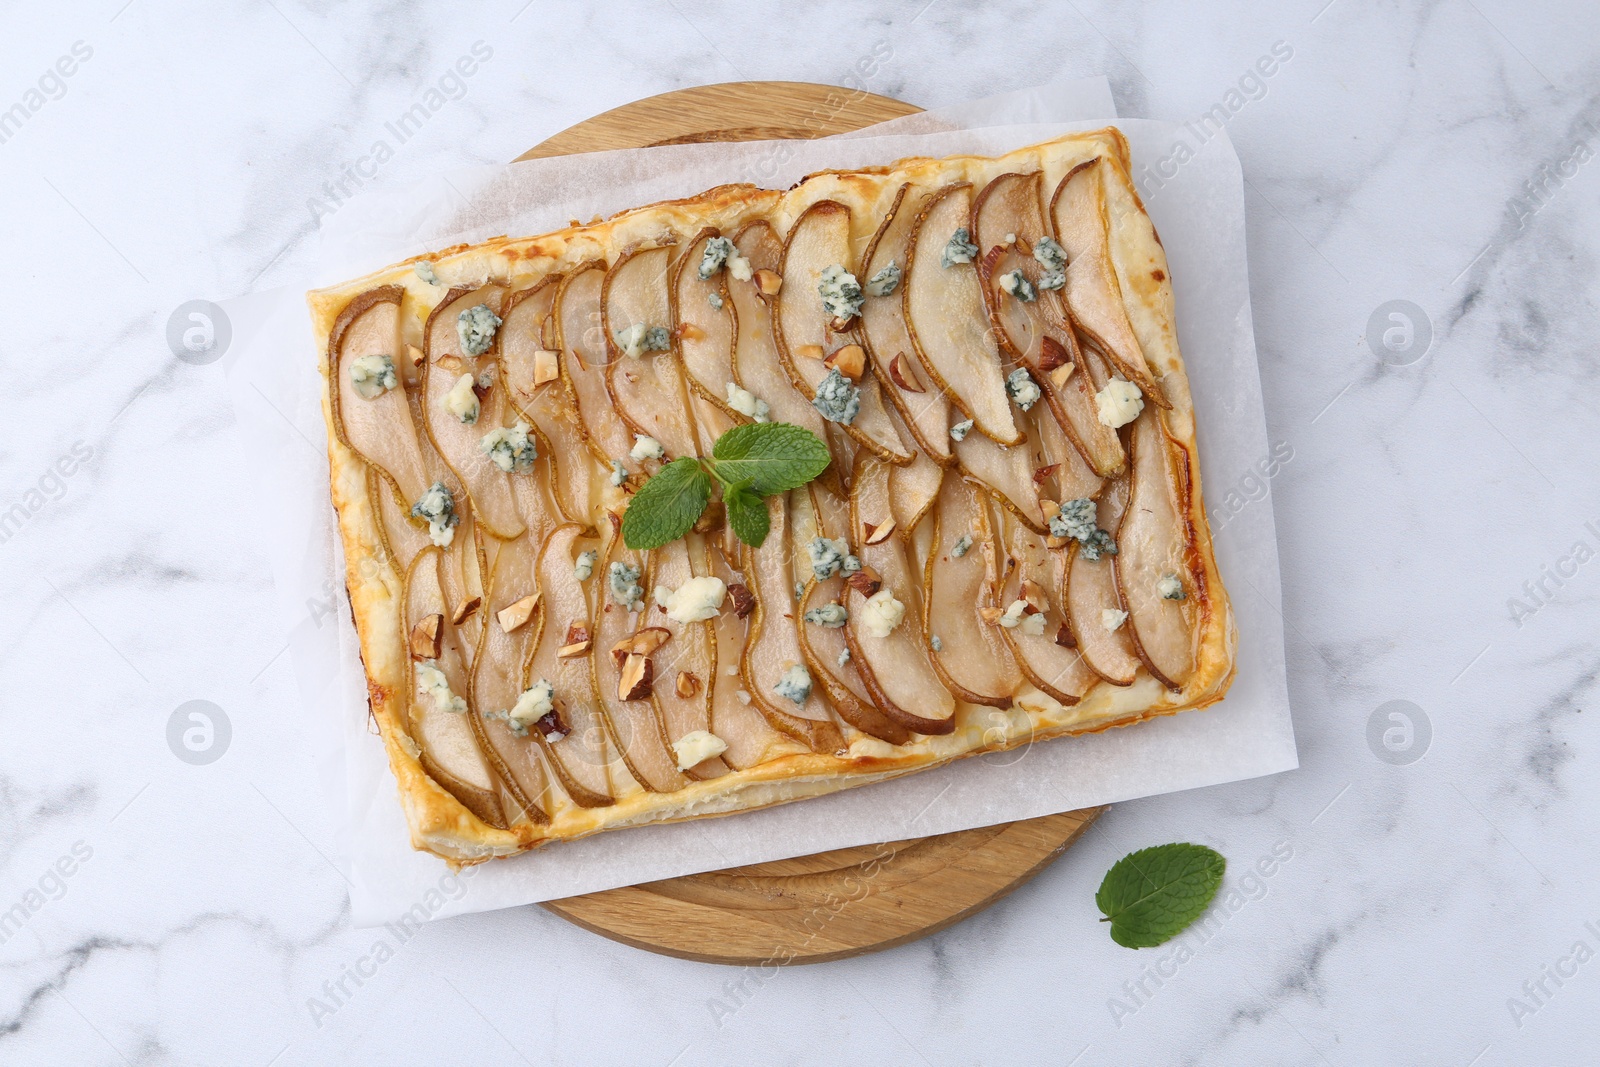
<box><xmin>406</xmin><ymin>343</ymin><xmax>425</xmax><ymax>370</ymax></box>
<box><xmin>1021</xmin><ymin>579</ymin><xmax>1049</xmax><ymax>613</ymax></box>
<box><xmin>678</xmin><ymin>322</ymin><xmax>706</xmax><ymax>342</ymax></box>
<box><xmin>619</xmin><ymin>653</ymin><xmax>653</xmax><ymax>700</ymax></box>
<box><xmin>532</xmin><ymin>348</ymin><xmax>560</xmax><ymax>385</ymax></box>
<box><xmin>1049</xmin><ymin>362</ymin><xmax>1075</xmax><ymax>390</ymax></box>
<box><xmin>610</xmin><ymin>626</ymin><xmax>671</xmax><ymax>664</ymax></box>
<box><xmin>534</xmin><ymin>708</ymin><xmax>568</xmax><ymax>741</ymax></box>
<box><xmin>828</xmin><ymin>315</ymin><xmax>855</xmax><ymax>334</ymax></box>
<box><xmin>557</xmin><ymin>622</ymin><xmax>592</xmax><ymax>658</ymax></box>
<box><xmin>797</xmin><ymin>343</ymin><xmax>826</xmax><ymax>362</ymax></box>
<box><xmin>727</xmin><ymin>583</ymin><xmax>756</xmax><ymax>619</ymax></box>
<box><xmin>980</xmin><ymin>605</ymin><xmax>1005</xmax><ymax>623</ymax></box>
<box><xmin>754</xmin><ymin>268</ymin><xmax>783</xmax><ymax>296</ymax></box>
<box><xmin>1039</xmin><ymin>335</ymin><xmax>1070</xmax><ymax>372</ymax></box>
<box><xmin>1045</xmin><ymin>534</ymin><xmax>1071</xmax><ymax>550</ymax></box>
<box><xmin>675</xmin><ymin>671</ymin><xmax>701</xmax><ymax>698</ymax></box>
<box><xmin>408</xmin><ymin>614</ymin><xmax>443</xmax><ymax>660</ymax></box>
<box><xmin>496</xmin><ymin>593</ymin><xmax>539</xmax><ymax>634</ymax></box>
<box><xmin>844</xmin><ymin>566</ymin><xmax>882</xmax><ymax>598</ymax></box>
<box><xmin>888</xmin><ymin>353</ymin><xmax>924</xmax><ymax>393</ymax></box>
<box><xmin>436</xmin><ymin>354</ymin><xmax>464</xmax><ymax>374</ymax></box>
<box><xmin>1033</xmin><ymin>464</ymin><xmax>1060</xmax><ymax>486</ymax></box>
<box><xmin>451</xmin><ymin>597</ymin><xmax>482</xmax><ymax>625</ymax></box>
<box><xmin>825</xmin><ymin>343</ymin><xmax>866</xmax><ymax>381</ymax></box>
<box><xmin>863</xmin><ymin>518</ymin><xmax>896</xmax><ymax>545</ymax></box>
<box><xmin>1054</xmin><ymin>623</ymin><xmax>1076</xmax><ymax>648</ymax></box>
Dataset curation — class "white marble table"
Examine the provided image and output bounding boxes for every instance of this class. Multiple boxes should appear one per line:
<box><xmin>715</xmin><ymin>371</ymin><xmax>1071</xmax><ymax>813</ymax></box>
<box><xmin>3</xmin><ymin>1</ymin><xmax>1596</xmax><ymax>1063</ymax></box>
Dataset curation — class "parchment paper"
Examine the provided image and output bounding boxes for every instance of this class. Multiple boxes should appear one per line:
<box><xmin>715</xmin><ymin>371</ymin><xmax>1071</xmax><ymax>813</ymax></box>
<box><xmin>222</xmin><ymin>78</ymin><xmax>1296</xmax><ymax>927</ymax></box>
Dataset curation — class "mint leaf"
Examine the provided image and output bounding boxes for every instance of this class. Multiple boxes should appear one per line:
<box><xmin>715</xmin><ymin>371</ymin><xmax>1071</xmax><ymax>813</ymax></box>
<box><xmin>622</xmin><ymin>457</ymin><xmax>711</xmax><ymax>549</ymax></box>
<box><xmin>724</xmin><ymin>481</ymin><xmax>771</xmax><ymax>547</ymax></box>
<box><xmin>1096</xmin><ymin>843</ymin><xmax>1225</xmax><ymax>948</ymax></box>
<box><xmin>710</xmin><ymin>422</ymin><xmax>831</xmax><ymax>496</ymax></box>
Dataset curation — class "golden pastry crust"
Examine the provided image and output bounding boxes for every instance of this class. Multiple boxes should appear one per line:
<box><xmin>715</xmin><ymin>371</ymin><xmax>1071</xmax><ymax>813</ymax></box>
<box><xmin>308</xmin><ymin>128</ymin><xmax>1236</xmax><ymax>865</ymax></box>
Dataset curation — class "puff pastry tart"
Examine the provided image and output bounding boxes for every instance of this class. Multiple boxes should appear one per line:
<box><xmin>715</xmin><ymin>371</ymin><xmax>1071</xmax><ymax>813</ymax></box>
<box><xmin>307</xmin><ymin>128</ymin><xmax>1236</xmax><ymax>864</ymax></box>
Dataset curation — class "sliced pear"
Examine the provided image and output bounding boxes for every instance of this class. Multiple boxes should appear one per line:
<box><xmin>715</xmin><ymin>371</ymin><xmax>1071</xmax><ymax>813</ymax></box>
<box><xmin>369</xmin><ymin>465</ymin><xmax>431</xmax><ymax>580</ymax></box>
<box><xmin>591</xmin><ymin>536</ymin><xmax>689</xmax><ymax>792</ymax></box>
<box><xmin>740</xmin><ymin>493</ymin><xmax>846</xmax><ymax>753</ymax></box>
<box><xmin>706</xmin><ymin>548</ymin><xmax>810</xmax><ymax>769</ymax></box>
<box><xmin>603</xmin><ymin>246</ymin><xmax>698</xmax><ymax>460</ymax></box>
<box><xmin>772</xmin><ymin>200</ymin><xmax>912</xmax><ymax>464</ymax></box>
<box><xmin>438</xmin><ymin>509</ymin><xmax>486</xmax><ymax>667</ymax></box>
<box><xmin>860</xmin><ymin>183</ymin><xmax>954</xmax><ymax>464</ymax></box>
<box><xmin>525</xmin><ymin>524</ymin><xmax>620</xmax><ymax>806</ymax></box>
<box><xmin>328</xmin><ymin>287</ymin><xmax>433</xmax><ymax>506</ymax></box>
<box><xmin>421</xmin><ymin>286</ymin><xmax>525</xmax><ymax>540</ymax></box>
<box><xmin>903</xmin><ymin>183</ymin><xmax>1019</xmax><ymax>445</ymax></box>
<box><xmin>1050</xmin><ymin>158</ymin><xmax>1167</xmax><ymax>406</ymax></box>
<box><xmin>924</xmin><ymin>471</ymin><xmax>1023</xmax><ymax>707</ymax></box>
<box><xmin>555</xmin><ymin>263</ymin><xmax>634</xmax><ymax>465</ymax></box>
<box><xmin>644</xmin><ymin>537</ymin><xmax>730</xmax><ymax>778</ymax></box>
<box><xmin>889</xmin><ymin>441</ymin><xmax>944</xmax><ymax>533</ymax></box>
<box><xmin>995</xmin><ymin>510</ymin><xmax>1096</xmax><ymax>705</ymax></box>
<box><xmin>1032</xmin><ymin>388</ymin><xmax>1105</xmax><ymax>503</ymax></box>
<box><xmin>1114</xmin><ymin>410</ymin><xmax>1197</xmax><ymax>689</ymax></box>
<box><xmin>402</xmin><ymin>546</ymin><xmax>510</xmax><ymax>827</ymax></box>
<box><xmin>952</xmin><ymin>425</ymin><xmax>1047</xmax><ymax>531</ymax></box>
<box><xmin>729</xmin><ymin>223</ymin><xmax>833</xmax><ymax>438</ymax></box>
<box><xmin>672</xmin><ymin>229</ymin><xmax>740</xmax><ymax>417</ymax></box>
<box><xmin>845</xmin><ymin>457</ymin><xmax>957</xmax><ymax>734</ymax></box>
<box><xmin>502</xmin><ymin>279</ymin><xmax>593</xmax><ymax>525</ymax></box>
<box><xmin>1064</xmin><ymin>472</ymin><xmax>1140</xmax><ymax>685</ymax></box>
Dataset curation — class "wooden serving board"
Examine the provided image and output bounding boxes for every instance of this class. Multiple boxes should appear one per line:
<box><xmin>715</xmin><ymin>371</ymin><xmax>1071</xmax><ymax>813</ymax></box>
<box><xmin>526</xmin><ymin>81</ymin><xmax>1106</xmax><ymax>964</ymax></box>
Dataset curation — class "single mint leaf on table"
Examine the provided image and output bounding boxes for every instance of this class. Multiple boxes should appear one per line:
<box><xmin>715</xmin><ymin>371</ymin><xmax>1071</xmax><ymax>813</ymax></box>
<box><xmin>723</xmin><ymin>481</ymin><xmax>771</xmax><ymax>548</ymax></box>
<box><xmin>621</xmin><ymin>457</ymin><xmax>711</xmax><ymax>549</ymax></box>
<box><xmin>1096</xmin><ymin>842</ymin><xmax>1225</xmax><ymax>948</ymax></box>
<box><xmin>710</xmin><ymin>422</ymin><xmax>831</xmax><ymax>496</ymax></box>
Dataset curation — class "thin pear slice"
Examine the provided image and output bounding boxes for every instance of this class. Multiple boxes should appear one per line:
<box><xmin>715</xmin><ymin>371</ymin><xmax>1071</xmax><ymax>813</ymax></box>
<box><xmin>846</xmin><ymin>457</ymin><xmax>957</xmax><ymax>734</ymax></box>
<box><xmin>503</xmin><ymin>279</ymin><xmax>593</xmax><ymax>525</ymax></box>
<box><xmin>792</xmin><ymin>487</ymin><xmax>912</xmax><ymax>745</ymax></box>
<box><xmin>707</xmin><ymin>548</ymin><xmax>810</xmax><ymax>769</ymax></box>
<box><xmin>1064</xmin><ymin>473</ymin><xmax>1140</xmax><ymax>686</ymax></box>
<box><xmin>924</xmin><ymin>472</ymin><xmax>1023</xmax><ymax>707</ymax></box>
<box><xmin>526</xmin><ymin>524</ymin><xmax>619</xmax><ymax>806</ymax></box>
<box><xmin>403</xmin><ymin>546</ymin><xmax>509</xmax><ymax>827</ymax></box>
<box><xmin>672</xmin><ymin>229</ymin><xmax>739</xmax><ymax>417</ymax></box>
<box><xmin>995</xmin><ymin>510</ymin><xmax>1095</xmax><ymax>705</ymax></box>
<box><xmin>903</xmin><ymin>183</ymin><xmax>1019</xmax><ymax>445</ymax></box>
<box><xmin>370</xmin><ymin>465</ymin><xmax>431</xmax><ymax>580</ymax></box>
<box><xmin>1032</xmin><ymin>388</ymin><xmax>1105</xmax><ymax>504</ymax></box>
<box><xmin>421</xmin><ymin>286</ymin><xmax>526</xmax><ymax>540</ymax></box>
<box><xmin>1050</xmin><ymin>158</ymin><xmax>1167</xmax><ymax>406</ymax></box>
<box><xmin>556</xmin><ymin>263</ymin><xmax>634</xmax><ymax>465</ymax></box>
<box><xmin>889</xmin><ymin>441</ymin><xmax>944</xmax><ymax>534</ymax></box>
<box><xmin>645</xmin><ymin>537</ymin><xmax>730</xmax><ymax>779</ymax></box>
<box><xmin>772</xmin><ymin>200</ymin><xmax>912</xmax><ymax>464</ymax></box>
<box><xmin>861</xmin><ymin>183</ymin><xmax>953</xmax><ymax>465</ymax></box>
<box><xmin>592</xmin><ymin>537</ymin><xmax>690</xmax><ymax>793</ymax></box>
<box><xmin>741</xmin><ymin>494</ymin><xmax>846</xmax><ymax>753</ymax></box>
<box><xmin>438</xmin><ymin>510</ymin><xmax>485</xmax><ymax>667</ymax></box>
<box><xmin>603</xmin><ymin>246</ymin><xmax>697</xmax><ymax>460</ymax></box>
<box><xmin>952</xmin><ymin>425</ymin><xmax>1047</xmax><ymax>531</ymax></box>
<box><xmin>328</xmin><ymin>287</ymin><xmax>433</xmax><ymax>506</ymax></box>
<box><xmin>1114</xmin><ymin>410</ymin><xmax>1197</xmax><ymax>690</ymax></box>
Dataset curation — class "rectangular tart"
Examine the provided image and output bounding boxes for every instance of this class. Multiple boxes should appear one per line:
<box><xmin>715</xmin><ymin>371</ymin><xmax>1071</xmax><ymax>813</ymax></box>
<box><xmin>307</xmin><ymin>128</ymin><xmax>1236</xmax><ymax>864</ymax></box>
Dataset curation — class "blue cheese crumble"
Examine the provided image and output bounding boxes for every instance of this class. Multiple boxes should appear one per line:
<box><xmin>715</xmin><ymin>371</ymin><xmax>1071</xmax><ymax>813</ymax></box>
<box><xmin>479</xmin><ymin>421</ymin><xmax>537</xmax><ymax>473</ymax></box>
<box><xmin>629</xmin><ymin>434</ymin><xmax>665</xmax><ymax>462</ymax></box>
<box><xmin>607</xmin><ymin>561</ymin><xmax>644</xmax><ymax>612</ymax></box>
<box><xmin>807</xmin><ymin>537</ymin><xmax>861</xmax><ymax>582</ymax></box>
<box><xmin>1034</xmin><ymin>236</ymin><xmax>1067</xmax><ymax>291</ymax></box>
<box><xmin>608</xmin><ymin>460</ymin><xmax>628</xmax><ymax>487</ymax></box>
<box><xmin>1051</xmin><ymin>497</ymin><xmax>1118</xmax><ymax>561</ymax></box>
<box><xmin>1095</xmin><ymin>378</ymin><xmax>1144</xmax><ymax>428</ymax></box>
<box><xmin>952</xmin><ymin>534</ymin><xmax>973</xmax><ymax>558</ymax></box>
<box><xmin>415</xmin><ymin>660</ymin><xmax>467</xmax><ymax>715</ymax></box>
<box><xmin>859</xmin><ymin>588</ymin><xmax>906</xmax><ymax>638</ymax></box>
<box><xmin>949</xmin><ymin>418</ymin><xmax>974</xmax><ymax>442</ymax></box>
<box><xmin>725</xmin><ymin>382</ymin><xmax>771</xmax><ymax>423</ymax></box>
<box><xmin>774</xmin><ymin>664</ymin><xmax>813</xmax><ymax>705</ymax></box>
<box><xmin>615</xmin><ymin>323</ymin><xmax>670</xmax><ymax>359</ymax></box>
<box><xmin>1006</xmin><ymin>368</ymin><xmax>1041</xmax><ymax>412</ymax></box>
<box><xmin>499</xmin><ymin>680</ymin><xmax>556</xmax><ymax>738</ymax></box>
<box><xmin>817</xmin><ymin>264</ymin><xmax>864</xmax><ymax>322</ymax></box>
<box><xmin>414</xmin><ymin>261</ymin><xmax>441</xmax><ymax>286</ymax></box>
<box><xmin>812</xmin><ymin>367</ymin><xmax>861</xmax><ymax>425</ymax></box>
<box><xmin>443</xmin><ymin>372</ymin><xmax>480</xmax><ymax>424</ymax></box>
<box><xmin>1158</xmin><ymin>573</ymin><xmax>1186</xmax><ymax>600</ymax></box>
<box><xmin>803</xmin><ymin>603</ymin><xmax>848</xmax><ymax>628</ymax></box>
<box><xmin>930</xmin><ymin>635</ymin><xmax>943</xmax><ymax>652</ymax></box>
<box><xmin>999</xmin><ymin>270</ymin><xmax>1037</xmax><ymax>302</ymax></box>
<box><xmin>699</xmin><ymin>236</ymin><xmax>733</xmax><ymax>279</ymax></box>
<box><xmin>350</xmin><ymin>354</ymin><xmax>398</xmax><ymax>399</ymax></box>
<box><xmin>837</xmin><ymin>647</ymin><xmax>851</xmax><ymax>667</ymax></box>
<box><xmin>574</xmin><ymin>550</ymin><xmax>597</xmax><ymax>582</ymax></box>
<box><xmin>410</xmin><ymin>482</ymin><xmax>459</xmax><ymax>547</ymax></box>
<box><xmin>865</xmin><ymin>260</ymin><xmax>901</xmax><ymax>297</ymax></box>
<box><xmin>457</xmin><ymin>304</ymin><xmax>501</xmax><ymax>356</ymax></box>
<box><xmin>941</xmin><ymin>227</ymin><xmax>978</xmax><ymax>268</ymax></box>
<box><xmin>708</xmin><ymin>291</ymin><xmax>724</xmax><ymax>311</ymax></box>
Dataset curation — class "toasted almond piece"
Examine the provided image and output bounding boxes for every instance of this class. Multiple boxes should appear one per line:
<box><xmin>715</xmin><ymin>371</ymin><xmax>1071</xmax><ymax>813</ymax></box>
<box><xmin>436</xmin><ymin>353</ymin><xmax>463</xmax><ymax>374</ymax></box>
<box><xmin>409</xmin><ymin>613</ymin><xmax>443</xmax><ymax>660</ymax></box>
<box><xmin>828</xmin><ymin>315</ymin><xmax>855</xmax><ymax>333</ymax></box>
<box><xmin>888</xmin><ymin>353</ymin><xmax>924</xmax><ymax>393</ymax></box>
<box><xmin>535</xmin><ymin>708</ymin><xmax>568</xmax><ymax>740</ymax></box>
<box><xmin>619</xmin><ymin>652</ymin><xmax>654</xmax><ymax>700</ymax></box>
<box><xmin>611</xmin><ymin>625</ymin><xmax>671</xmax><ymax>660</ymax></box>
<box><xmin>797</xmin><ymin>343</ymin><xmax>826</xmax><ymax>362</ymax></box>
<box><xmin>863</xmin><ymin>518</ymin><xmax>897</xmax><ymax>545</ymax></box>
<box><xmin>844</xmin><ymin>566</ymin><xmax>883</xmax><ymax>598</ymax></box>
<box><xmin>1039</xmin><ymin>498</ymin><xmax>1059</xmax><ymax>516</ymax></box>
<box><xmin>1055</xmin><ymin>622</ymin><xmax>1076</xmax><ymax>648</ymax></box>
<box><xmin>825</xmin><ymin>343</ymin><xmax>866</xmax><ymax>381</ymax></box>
<box><xmin>1045</xmin><ymin>533</ymin><xmax>1071</xmax><ymax>549</ymax></box>
<box><xmin>532</xmin><ymin>348</ymin><xmax>560</xmax><ymax>385</ymax></box>
<box><xmin>980</xmin><ymin>605</ymin><xmax>1005</xmax><ymax>623</ymax></box>
<box><xmin>496</xmin><ymin>593</ymin><xmax>539</xmax><ymax>634</ymax></box>
<box><xmin>1049</xmin><ymin>363</ymin><xmax>1075</xmax><ymax>390</ymax></box>
<box><xmin>727</xmin><ymin>582</ymin><xmax>755</xmax><ymax>619</ymax></box>
<box><xmin>1033</xmin><ymin>464</ymin><xmax>1060</xmax><ymax>486</ymax></box>
<box><xmin>1021</xmin><ymin>579</ymin><xmax>1049</xmax><ymax>613</ymax></box>
<box><xmin>557</xmin><ymin>622</ymin><xmax>592</xmax><ymax>658</ymax></box>
<box><xmin>678</xmin><ymin>322</ymin><xmax>706</xmax><ymax>342</ymax></box>
<box><xmin>754</xmin><ymin>268</ymin><xmax>783</xmax><ymax>296</ymax></box>
<box><xmin>675</xmin><ymin>670</ymin><xmax>701</xmax><ymax>698</ymax></box>
<box><xmin>1039</xmin><ymin>335</ymin><xmax>1071</xmax><ymax>372</ymax></box>
<box><xmin>406</xmin><ymin>343</ymin><xmax>425</xmax><ymax>370</ymax></box>
<box><xmin>694</xmin><ymin>501</ymin><xmax>724</xmax><ymax>534</ymax></box>
<box><xmin>451</xmin><ymin>596</ymin><xmax>482</xmax><ymax>625</ymax></box>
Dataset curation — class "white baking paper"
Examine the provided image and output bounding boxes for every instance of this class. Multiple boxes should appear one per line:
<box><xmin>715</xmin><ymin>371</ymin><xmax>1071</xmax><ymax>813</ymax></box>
<box><xmin>222</xmin><ymin>77</ymin><xmax>1296</xmax><ymax>926</ymax></box>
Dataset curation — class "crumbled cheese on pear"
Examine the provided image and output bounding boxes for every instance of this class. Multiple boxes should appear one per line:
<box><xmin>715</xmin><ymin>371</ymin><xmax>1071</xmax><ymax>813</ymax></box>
<box><xmin>1005</xmin><ymin>368</ymin><xmax>1041</xmax><ymax>412</ymax></box>
<box><xmin>774</xmin><ymin>664</ymin><xmax>813</xmax><ymax>705</ymax></box>
<box><xmin>1095</xmin><ymin>378</ymin><xmax>1144</xmax><ymax>428</ymax></box>
<box><xmin>614</xmin><ymin>323</ymin><xmax>671</xmax><ymax>359</ymax></box>
<box><xmin>999</xmin><ymin>270</ymin><xmax>1037</xmax><ymax>302</ymax></box>
<box><xmin>507</xmin><ymin>680</ymin><xmax>555</xmax><ymax>734</ymax></box>
<box><xmin>817</xmin><ymin>264</ymin><xmax>864</xmax><ymax>321</ymax></box>
<box><xmin>662</xmin><ymin>576</ymin><xmax>726</xmax><ymax>623</ymax></box>
<box><xmin>457</xmin><ymin>304</ymin><xmax>501</xmax><ymax>356</ymax></box>
<box><xmin>629</xmin><ymin>434</ymin><xmax>665</xmax><ymax>462</ymax></box>
<box><xmin>859</xmin><ymin>588</ymin><xmax>906</xmax><ymax>638</ymax></box>
<box><xmin>574</xmin><ymin>550</ymin><xmax>597</xmax><ymax>582</ymax></box>
<box><xmin>415</xmin><ymin>660</ymin><xmax>466</xmax><ymax>715</ymax></box>
<box><xmin>479</xmin><ymin>421</ymin><xmax>537</xmax><ymax>473</ymax></box>
<box><xmin>803</xmin><ymin>603</ymin><xmax>848</xmax><ymax>628</ymax></box>
<box><xmin>608</xmin><ymin>561</ymin><xmax>644</xmax><ymax>612</ymax></box>
<box><xmin>941</xmin><ymin>227</ymin><xmax>978</xmax><ymax>267</ymax></box>
<box><xmin>812</xmin><ymin>367</ymin><xmax>861</xmax><ymax>425</ymax></box>
<box><xmin>865</xmin><ymin>260</ymin><xmax>901</xmax><ymax>297</ymax></box>
<box><xmin>350</xmin><ymin>354</ymin><xmax>397</xmax><ymax>399</ymax></box>
<box><xmin>726</xmin><ymin>382</ymin><xmax>771</xmax><ymax>423</ymax></box>
<box><xmin>1158</xmin><ymin>573</ymin><xmax>1186</xmax><ymax>600</ymax></box>
<box><xmin>414</xmin><ymin>261</ymin><xmax>441</xmax><ymax>286</ymax></box>
<box><xmin>410</xmin><ymin>482</ymin><xmax>459</xmax><ymax>547</ymax></box>
<box><xmin>807</xmin><ymin>537</ymin><xmax>860</xmax><ymax>581</ymax></box>
<box><xmin>443</xmin><ymin>372</ymin><xmax>480</xmax><ymax>424</ymax></box>
<box><xmin>698</xmin><ymin>236</ymin><xmax>733</xmax><ymax>279</ymax></box>
<box><xmin>949</xmin><ymin>418</ymin><xmax>974</xmax><ymax>442</ymax></box>
<box><xmin>608</xmin><ymin>460</ymin><xmax>627</xmax><ymax>486</ymax></box>
<box><xmin>727</xmin><ymin>255</ymin><xmax>753</xmax><ymax>282</ymax></box>
<box><xmin>673</xmin><ymin>729</ymin><xmax>728</xmax><ymax>770</ymax></box>
<box><xmin>999</xmin><ymin>599</ymin><xmax>1046</xmax><ymax>636</ymax></box>
<box><xmin>1101</xmin><ymin>608</ymin><xmax>1129</xmax><ymax>631</ymax></box>
<box><xmin>952</xmin><ymin>534</ymin><xmax>973</xmax><ymax>558</ymax></box>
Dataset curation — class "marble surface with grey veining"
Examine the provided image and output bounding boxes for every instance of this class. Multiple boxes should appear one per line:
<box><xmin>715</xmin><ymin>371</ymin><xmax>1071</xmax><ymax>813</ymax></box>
<box><xmin>2</xmin><ymin>1</ymin><xmax>1597</xmax><ymax>1064</ymax></box>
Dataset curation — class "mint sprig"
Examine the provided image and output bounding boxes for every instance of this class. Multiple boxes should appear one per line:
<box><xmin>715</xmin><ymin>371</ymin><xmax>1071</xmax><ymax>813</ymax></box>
<box><xmin>621</xmin><ymin>423</ymin><xmax>829</xmax><ymax>550</ymax></box>
<box><xmin>1096</xmin><ymin>843</ymin><xmax>1225</xmax><ymax>948</ymax></box>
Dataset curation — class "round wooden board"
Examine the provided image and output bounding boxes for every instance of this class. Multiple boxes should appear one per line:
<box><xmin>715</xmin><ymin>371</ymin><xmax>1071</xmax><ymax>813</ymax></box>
<box><xmin>525</xmin><ymin>80</ymin><xmax>1107</xmax><ymax>965</ymax></box>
